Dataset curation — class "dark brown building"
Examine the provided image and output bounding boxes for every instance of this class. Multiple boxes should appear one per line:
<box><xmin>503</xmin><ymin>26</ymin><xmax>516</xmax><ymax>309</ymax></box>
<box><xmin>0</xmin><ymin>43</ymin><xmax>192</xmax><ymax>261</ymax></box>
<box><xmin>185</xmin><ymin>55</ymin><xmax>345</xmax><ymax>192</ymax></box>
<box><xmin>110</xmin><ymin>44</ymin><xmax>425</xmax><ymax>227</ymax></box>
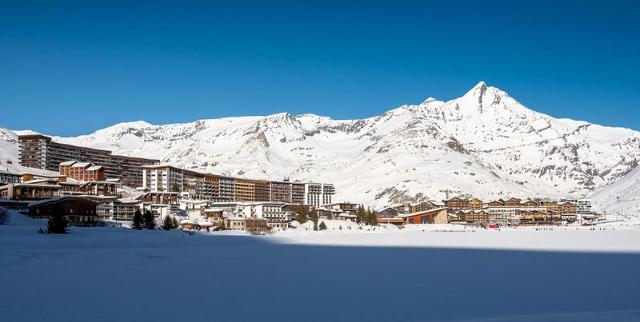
<box><xmin>27</xmin><ymin>196</ymin><xmax>98</xmax><ymax>226</ymax></box>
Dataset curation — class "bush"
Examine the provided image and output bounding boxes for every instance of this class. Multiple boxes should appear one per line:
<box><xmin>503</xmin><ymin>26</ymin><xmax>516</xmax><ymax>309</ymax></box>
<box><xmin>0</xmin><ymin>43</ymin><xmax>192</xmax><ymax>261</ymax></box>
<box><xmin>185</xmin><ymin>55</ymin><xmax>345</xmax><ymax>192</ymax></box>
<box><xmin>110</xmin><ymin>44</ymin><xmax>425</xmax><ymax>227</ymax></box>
<box><xmin>47</xmin><ymin>213</ymin><xmax>68</xmax><ymax>234</ymax></box>
<box><xmin>319</xmin><ymin>221</ymin><xmax>327</xmax><ymax>230</ymax></box>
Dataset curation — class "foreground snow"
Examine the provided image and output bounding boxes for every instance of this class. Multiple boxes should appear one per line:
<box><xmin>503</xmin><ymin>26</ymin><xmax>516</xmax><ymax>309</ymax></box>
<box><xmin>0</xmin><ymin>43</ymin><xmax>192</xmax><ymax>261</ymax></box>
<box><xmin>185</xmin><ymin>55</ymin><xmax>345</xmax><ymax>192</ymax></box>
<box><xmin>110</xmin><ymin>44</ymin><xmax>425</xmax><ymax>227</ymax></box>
<box><xmin>1</xmin><ymin>215</ymin><xmax>640</xmax><ymax>321</ymax></box>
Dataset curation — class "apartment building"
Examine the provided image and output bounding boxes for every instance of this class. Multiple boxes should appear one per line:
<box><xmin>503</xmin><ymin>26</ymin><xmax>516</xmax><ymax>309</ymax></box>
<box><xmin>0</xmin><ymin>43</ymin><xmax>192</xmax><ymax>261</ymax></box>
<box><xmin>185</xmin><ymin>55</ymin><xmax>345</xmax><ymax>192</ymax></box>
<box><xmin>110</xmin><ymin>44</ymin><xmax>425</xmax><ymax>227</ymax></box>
<box><xmin>291</xmin><ymin>182</ymin><xmax>305</xmax><ymax>204</ymax></box>
<box><xmin>218</xmin><ymin>176</ymin><xmax>236</xmax><ymax>201</ymax></box>
<box><xmin>304</xmin><ymin>183</ymin><xmax>335</xmax><ymax>208</ymax></box>
<box><xmin>139</xmin><ymin>164</ymin><xmax>334</xmax><ymax>205</ymax></box>
<box><xmin>235</xmin><ymin>179</ymin><xmax>256</xmax><ymax>202</ymax></box>
<box><xmin>142</xmin><ymin>165</ymin><xmax>183</xmax><ymax>192</ymax></box>
<box><xmin>235</xmin><ymin>201</ymin><xmax>292</xmax><ymax>230</ymax></box>
<box><xmin>253</xmin><ymin>180</ymin><xmax>271</xmax><ymax>202</ymax></box>
<box><xmin>59</xmin><ymin>160</ymin><xmax>105</xmax><ymax>181</ymax></box>
<box><xmin>270</xmin><ymin>181</ymin><xmax>291</xmax><ymax>203</ymax></box>
<box><xmin>562</xmin><ymin>199</ymin><xmax>592</xmax><ymax>220</ymax></box>
<box><xmin>19</xmin><ymin>134</ymin><xmax>158</xmax><ymax>186</ymax></box>
<box><xmin>444</xmin><ymin>197</ymin><xmax>469</xmax><ymax>210</ymax></box>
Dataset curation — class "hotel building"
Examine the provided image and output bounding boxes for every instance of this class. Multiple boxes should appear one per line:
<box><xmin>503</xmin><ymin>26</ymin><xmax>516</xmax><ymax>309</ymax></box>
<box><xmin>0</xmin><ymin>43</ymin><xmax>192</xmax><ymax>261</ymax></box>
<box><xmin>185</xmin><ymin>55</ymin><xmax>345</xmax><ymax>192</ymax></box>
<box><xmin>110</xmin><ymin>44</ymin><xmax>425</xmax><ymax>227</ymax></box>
<box><xmin>19</xmin><ymin>134</ymin><xmax>158</xmax><ymax>186</ymax></box>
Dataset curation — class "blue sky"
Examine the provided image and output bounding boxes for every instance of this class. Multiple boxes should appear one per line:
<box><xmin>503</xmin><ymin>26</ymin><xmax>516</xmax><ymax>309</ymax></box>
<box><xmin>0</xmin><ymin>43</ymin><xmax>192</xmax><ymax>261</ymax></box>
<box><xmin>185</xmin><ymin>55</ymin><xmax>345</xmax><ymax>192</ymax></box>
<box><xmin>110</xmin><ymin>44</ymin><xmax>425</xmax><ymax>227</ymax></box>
<box><xmin>1</xmin><ymin>0</ymin><xmax>639</xmax><ymax>135</ymax></box>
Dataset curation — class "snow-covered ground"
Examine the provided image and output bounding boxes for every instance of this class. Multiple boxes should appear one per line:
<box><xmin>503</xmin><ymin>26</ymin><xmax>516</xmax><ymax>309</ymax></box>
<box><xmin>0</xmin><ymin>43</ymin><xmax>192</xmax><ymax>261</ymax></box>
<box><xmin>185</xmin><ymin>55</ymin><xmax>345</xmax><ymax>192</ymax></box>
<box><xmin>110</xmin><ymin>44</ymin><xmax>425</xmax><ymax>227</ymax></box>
<box><xmin>2</xmin><ymin>212</ymin><xmax>640</xmax><ymax>322</ymax></box>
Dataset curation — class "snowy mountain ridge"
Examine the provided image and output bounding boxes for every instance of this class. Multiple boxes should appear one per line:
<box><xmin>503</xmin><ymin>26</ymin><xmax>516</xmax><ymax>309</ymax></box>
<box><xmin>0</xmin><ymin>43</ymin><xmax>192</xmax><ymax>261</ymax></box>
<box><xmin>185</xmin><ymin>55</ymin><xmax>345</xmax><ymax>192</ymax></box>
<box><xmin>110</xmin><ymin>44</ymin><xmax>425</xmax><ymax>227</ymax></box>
<box><xmin>3</xmin><ymin>82</ymin><xmax>640</xmax><ymax>213</ymax></box>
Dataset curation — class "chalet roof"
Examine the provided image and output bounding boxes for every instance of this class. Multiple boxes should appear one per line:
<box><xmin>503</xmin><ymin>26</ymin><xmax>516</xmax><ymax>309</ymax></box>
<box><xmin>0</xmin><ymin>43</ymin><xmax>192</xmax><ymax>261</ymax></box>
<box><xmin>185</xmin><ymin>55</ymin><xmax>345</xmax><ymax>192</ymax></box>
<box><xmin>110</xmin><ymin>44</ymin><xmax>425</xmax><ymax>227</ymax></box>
<box><xmin>203</xmin><ymin>208</ymin><xmax>225</xmax><ymax>212</ymax></box>
<box><xmin>399</xmin><ymin>207</ymin><xmax>448</xmax><ymax>218</ymax></box>
<box><xmin>86</xmin><ymin>165</ymin><xmax>103</xmax><ymax>171</ymax></box>
<box><xmin>378</xmin><ymin>218</ymin><xmax>404</xmax><ymax>223</ymax></box>
<box><xmin>0</xmin><ymin>170</ymin><xmax>21</xmax><ymax>176</ymax></box>
<box><xmin>59</xmin><ymin>161</ymin><xmax>77</xmax><ymax>166</ymax></box>
<box><xmin>28</xmin><ymin>196</ymin><xmax>96</xmax><ymax>208</ymax></box>
<box><xmin>456</xmin><ymin>209</ymin><xmax>487</xmax><ymax>214</ymax></box>
<box><xmin>78</xmin><ymin>180</ymin><xmax>118</xmax><ymax>186</ymax></box>
<box><xmin>116</xmin><ymin>199</ymin><xmax>141</xmax><ymax>205</ymax></box>
<box><xmin>71</xmin><ymin>162</ymin><xmax>92</xmax><ymax>168</ymax></box>
<box><xmin>10</xmin><ymin>182</ymin><xmax>62</xmax><ymax>189</ymax></box>
<box><xmin>337</xmin><ymin>212</ymin><xmax>356</xmax><ymax>218</ymax></box>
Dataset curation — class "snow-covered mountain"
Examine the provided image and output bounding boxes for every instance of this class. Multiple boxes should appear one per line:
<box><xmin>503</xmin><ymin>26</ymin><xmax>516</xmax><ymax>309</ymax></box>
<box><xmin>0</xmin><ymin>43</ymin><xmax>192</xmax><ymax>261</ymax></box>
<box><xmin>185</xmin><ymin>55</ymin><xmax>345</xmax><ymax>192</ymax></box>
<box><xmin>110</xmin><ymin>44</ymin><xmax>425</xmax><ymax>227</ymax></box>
<box><xmin>3</xmin><ymin>82</ymin><xmax>640</xmax><ymax>213</ymax></box>
<box><xmin>592</xmin><ymin>165</ymin><xmax>640</xmax><ymax>219</ymax></box>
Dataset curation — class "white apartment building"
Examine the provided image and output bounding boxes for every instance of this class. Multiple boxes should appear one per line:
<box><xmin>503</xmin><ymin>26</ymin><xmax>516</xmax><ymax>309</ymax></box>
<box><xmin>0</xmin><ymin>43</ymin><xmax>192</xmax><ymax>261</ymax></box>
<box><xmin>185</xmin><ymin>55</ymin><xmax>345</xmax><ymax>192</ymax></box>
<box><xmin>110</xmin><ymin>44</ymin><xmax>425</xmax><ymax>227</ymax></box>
<box><xmin>563</xmin><ymin>198</ymin><xmax>593</xmax><ymax>220</ymax></box>
<box><xmin>211</xmin><ymin>201</ymin><xmax>292</xmax><ymax>230</ymax></box>
<box><xmin>142</xmin><ymin>165</ymin><xmax>183</xmax><ymax>192</ymax></box>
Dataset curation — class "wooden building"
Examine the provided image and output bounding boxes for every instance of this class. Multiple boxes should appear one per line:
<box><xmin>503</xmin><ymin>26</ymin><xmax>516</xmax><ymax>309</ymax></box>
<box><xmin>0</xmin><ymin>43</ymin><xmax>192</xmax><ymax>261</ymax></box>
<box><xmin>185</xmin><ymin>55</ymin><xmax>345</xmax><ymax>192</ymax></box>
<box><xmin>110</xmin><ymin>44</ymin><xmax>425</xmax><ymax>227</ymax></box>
<box><xmin>400</xmin><ymin>208</ymin><xmax>449</xmax><ymax>225</ymax></box>
<box><xmin>444</xmin><ymin>197</ymin><xmax>468</xmax><ymax>210</ymax></box>
<box><xmin>27</xmin><ymin>196</ymin><xmax>98</xmax><ymax>226</ymax></box>
<box><xmin>468</xmin><ymin>198</ymin><xmax>483</xmax><ymax>210</ymax></box>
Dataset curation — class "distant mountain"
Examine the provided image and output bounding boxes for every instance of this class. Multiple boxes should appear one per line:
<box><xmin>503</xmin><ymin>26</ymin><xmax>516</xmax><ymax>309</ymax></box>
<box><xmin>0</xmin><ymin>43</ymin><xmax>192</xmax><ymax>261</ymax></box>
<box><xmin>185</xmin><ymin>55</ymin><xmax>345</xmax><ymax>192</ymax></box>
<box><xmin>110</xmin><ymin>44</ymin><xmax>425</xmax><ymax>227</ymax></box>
<box><xmin>3</xmin><ymin>82</ymin><xmax>640</xmax><ymax>214</ymax></box>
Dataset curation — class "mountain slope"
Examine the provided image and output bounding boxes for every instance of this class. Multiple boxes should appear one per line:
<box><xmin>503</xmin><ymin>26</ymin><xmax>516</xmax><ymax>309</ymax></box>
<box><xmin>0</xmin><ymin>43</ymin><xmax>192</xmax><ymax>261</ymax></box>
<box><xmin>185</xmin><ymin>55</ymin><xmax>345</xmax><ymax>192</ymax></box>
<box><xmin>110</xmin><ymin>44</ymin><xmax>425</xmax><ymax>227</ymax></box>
<box><xmin>592</xmin><ymin>165</ymin><xmax>640</xmax><ymax>218</ymax></box>
<box><xmin>5</xmin><ymin>82</ymin><xmax>640</xmax><ymax>212</ymax></box>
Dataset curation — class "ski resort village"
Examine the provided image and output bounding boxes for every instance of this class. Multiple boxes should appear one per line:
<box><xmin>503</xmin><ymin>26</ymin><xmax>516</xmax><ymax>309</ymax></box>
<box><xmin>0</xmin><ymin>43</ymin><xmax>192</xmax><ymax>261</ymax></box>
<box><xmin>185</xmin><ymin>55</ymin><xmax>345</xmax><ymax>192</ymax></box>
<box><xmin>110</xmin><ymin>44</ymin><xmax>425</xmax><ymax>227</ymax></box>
<box><xmin>0</xmin><ymin>132</ymin><xmax>605</xmax><ymax>232</ymax></box>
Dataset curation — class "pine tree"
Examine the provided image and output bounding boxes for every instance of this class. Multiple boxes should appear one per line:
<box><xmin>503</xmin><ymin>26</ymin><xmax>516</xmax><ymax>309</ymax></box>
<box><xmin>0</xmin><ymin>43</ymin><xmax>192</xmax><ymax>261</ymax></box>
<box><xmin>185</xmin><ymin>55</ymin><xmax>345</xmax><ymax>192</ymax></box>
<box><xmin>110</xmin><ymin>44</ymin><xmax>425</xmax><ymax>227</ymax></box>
<box><xmin>161</xmin><ymin>215</ymin><xmax>173</xmax><ymax>231</ymax></box>
<box><xmin>355</xmin><ymin>205</ymin><xmax>367</xmax><ymax>224</ymax></box>
<box><xmin>47</xmin><ymin>212</ymin><xmax>68</xmax><ymax>234</ymax></box>
<box><xmin>366</xmin><ymin>208</ymin><xmax>378</xmax><ymax>226</ymax></box>
<box><xmin>143</xmin><ymin>210</ymin><xmax>156</xmax><ymax>230</ymax></box>
<box><xmin>132</xmin><ymin>210</ymin><xmax>143</xmax><ymax>230</ymax></box>
<box><xmin>171</xmin><ymin>216</ymin><xmax>179</xmax><ymax>229</ymax></box>
<box><xmin>309</xmin><ymin>209</ymin><xmax>319</xmax><ymax>231</ymax></box>
<box><xmin>319</xmin><ymin>221</ymin><xmax>327</xmax><ymax>230</ymax></box>
<box><xmin>295</xmin><ymin>205</ymin><xmax>309</xmax><ymax>224</ymax></box>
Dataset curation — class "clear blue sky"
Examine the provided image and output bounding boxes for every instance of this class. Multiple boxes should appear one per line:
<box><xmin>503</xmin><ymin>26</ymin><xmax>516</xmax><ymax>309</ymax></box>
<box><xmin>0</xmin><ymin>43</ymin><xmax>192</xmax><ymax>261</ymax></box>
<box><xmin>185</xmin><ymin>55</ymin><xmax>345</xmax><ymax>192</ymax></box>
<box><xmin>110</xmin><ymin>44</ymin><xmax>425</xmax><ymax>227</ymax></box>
<box><xmin>1</xmin><ymin>0</ymin><xmax>639</xmax><ymax>135</ymax></box>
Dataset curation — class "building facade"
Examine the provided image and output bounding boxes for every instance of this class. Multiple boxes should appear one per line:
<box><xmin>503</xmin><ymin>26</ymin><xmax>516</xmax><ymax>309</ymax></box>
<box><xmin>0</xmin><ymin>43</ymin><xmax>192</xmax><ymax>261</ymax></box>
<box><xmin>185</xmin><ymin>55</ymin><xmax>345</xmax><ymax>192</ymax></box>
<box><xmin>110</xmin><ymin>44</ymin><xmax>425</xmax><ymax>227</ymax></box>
<box><xmin>59</xmin><ymin>160</ymin><xmax>106</xmax><ymax>181</ymax></box>
<box><xmin>19</xmin><ymin>134</ymin><xmax>158</xmax><ymax>187</ymax></box>
<box><xmin>304</xmin><ymin>183</ymin><xmax>335</xmax><ymax>208</ymax></box>
<box><xmin>0</xmin><ymin>170</ymin><xmax>21</xmax><ymax>186</ymax></box>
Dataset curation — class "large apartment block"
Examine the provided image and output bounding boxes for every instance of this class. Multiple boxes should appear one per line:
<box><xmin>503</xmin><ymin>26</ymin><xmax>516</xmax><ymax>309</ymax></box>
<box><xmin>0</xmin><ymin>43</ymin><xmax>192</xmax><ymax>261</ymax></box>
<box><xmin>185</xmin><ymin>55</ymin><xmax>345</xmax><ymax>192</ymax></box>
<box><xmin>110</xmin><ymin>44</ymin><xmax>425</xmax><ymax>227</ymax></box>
<box><xmin>142</xmin><ymin>165</ymin><xmax>184</xmax><ymax>192</ymax></box>
<box><xmin>19</xmin><ymin>134</ymin><xmax>159</xmax><ymax>186</ymax></box>
<box><xmin>304</xmin><ymin>183</ymin><xmax>335</xmax><ymax>208</ymax></box>
<box><xmin>141</xmin><ymin>165</ymin><xmax>333</xmax><ymax>205</ymax></box>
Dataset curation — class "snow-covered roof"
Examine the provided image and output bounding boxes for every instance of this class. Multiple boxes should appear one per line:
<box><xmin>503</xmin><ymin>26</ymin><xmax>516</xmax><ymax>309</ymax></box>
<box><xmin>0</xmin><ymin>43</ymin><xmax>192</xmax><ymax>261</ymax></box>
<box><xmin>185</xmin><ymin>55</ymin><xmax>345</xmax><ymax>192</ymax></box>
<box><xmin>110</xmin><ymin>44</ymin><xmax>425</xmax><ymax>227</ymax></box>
<box><xmin>27</xmin><ymin>196</ymin><xmax>95</xmax><ymax>208</ymax></box>
<box><xmin>71</xmin><ymin>162</ymin><xmax>92</xmax><ymax>168</ymax></box>
<box><xmin>87</xmin><ymin>165</ymin><xmax>103</xmax><ymax>171</ymax></box>
<box><xmin>59</xmin><ymin>161</ymin><xmax>76</xmax><ymax>166</ymax></box>
<box><xmin>0</xmin><ymin>170</ymin><xmax>20</xmax><ymax>176</ymax></box>
<box><xmin>398</xmin><ymin>207</ymin><xmax>448</xmax><ymax>218</ymax></box>
<box><xmin>203</xmin><ymin>208</ymin><xmax>225</xmax><ymax>212</ymax></box>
